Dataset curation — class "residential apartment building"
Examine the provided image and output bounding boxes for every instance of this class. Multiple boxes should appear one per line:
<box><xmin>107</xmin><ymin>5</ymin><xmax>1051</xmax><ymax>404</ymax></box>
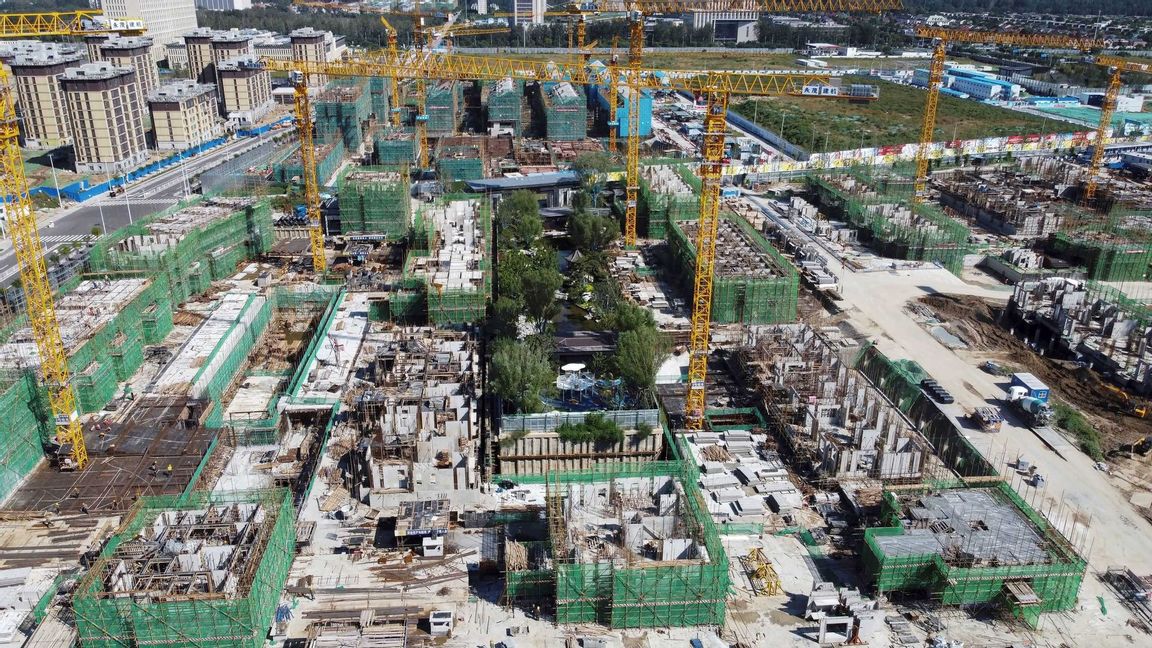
<box><xmin>99</xmin><ymin>0</ymin><xmax>198</xmax><ymax>62</ymax></box>
<box><xmin>184</xmin><ymin>27</ymin><xmax>218</xmax><ymax>84</ymax></box>
<box><xmin>511</xmin><ymin>0</ymin><xmax>546</xmax><ymax>26</ymax></box>
<box><xmin>196</xmin><ymin>0</ymin><xmax>252</xmax><ymax>9</ymax></box>
<box><xmin>211</xmin><ymin>31</ymin><xmax>255</xmax><ymax>70</ymax></box>
<box><xmin>148</xmin><ymin>80</ymin><xmax>222</xmax><ymax>150</ymax></box>
<box><xmin>84</xmin><ymin>34</ymin><xmax>111</xmax><ymax>62</ymax></box>
<box><xmin>99</xmin><ymin>36</ymin><xmax>159</xmax><ymax>100</ymax></box>
<box><xmin>9</xmin><ymin>50</ymin><xmax>83</xmax><ymax>150</ymax></box>
<box><xmin>216</xmin><ymin>57</ymin><xmax>272</xmax><ymax>125</ymax></box>
<box><xmin>60</xmin><ymin>62</ymin><xmax>148</xmax><ymax>174</ymax></box>
<box><xmin>290</xmin><ymin>28</ymin><xmax>329</xmax><ymax>87</ymax></box>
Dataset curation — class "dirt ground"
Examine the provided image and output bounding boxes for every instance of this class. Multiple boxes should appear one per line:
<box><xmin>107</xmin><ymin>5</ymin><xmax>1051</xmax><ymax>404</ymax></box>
<box><xmin>915</xmin><ymin>292</ymin><xmax>1152</xmax><ymax>447</ymax></box>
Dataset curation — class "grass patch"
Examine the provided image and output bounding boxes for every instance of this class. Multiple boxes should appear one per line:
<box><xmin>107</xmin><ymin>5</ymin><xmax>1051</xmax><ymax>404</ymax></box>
<box><xmin>730</xmin><ymin>78</ymin><xmax>1070</xmax><ymax>153</ymax></box>
<box><xmin>1051</xmin><ymin>401</ymin><xmax>1104</xmax><ymax>461</ymax></box>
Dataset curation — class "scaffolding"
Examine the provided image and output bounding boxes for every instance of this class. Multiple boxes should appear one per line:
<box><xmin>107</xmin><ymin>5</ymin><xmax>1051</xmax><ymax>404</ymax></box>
<box><xmin>513</xmin><ymin>461</ymin><xmax>730</xmax><ymax>628</ymax></box>
<box><xmin>484</xmin><ymin>77</ymin><xmax>523</xmax><ymax>135</ymax></box>
<box><xmin>87</xmin><ymin>198</ymin><xmax>274</xmax><ymax>305</ymax></box>
<box><xmin>641</xmin><ymin>164</ymin><xmax>700</xmax><ymax>240</ymax></box>
<box><xmin>373</xmin><ymin>128</ymin><xmax>415</xmax><ymax>165</ymax></box>
<box><xmin>314</xmin><ymin>80</ymin><xmax>372</xmax><ymax>151</ymax></box>
<box><xmin>401</xmin><ymin>197</ymin><xmax>492</xmax><ymax>325</ymax></box>
<box><xmin>809</xmin><ymin>167</ymin><xmax>971</xmax><ymax>274</ymax></box>
<box><xmin>73</xmin><ymin>488</ymin><xmax>297</xmax><ymax>648</ymax></box>
<box><xmin>437</xmin><ymin>145</ymin><xmax>484</xmax><ymax>185</ymax></box>
<box><xmin>668</xmin><ymin>213</ymin><xmax>798</xmax><ymax>324</ymax></box>
<box><xmin>536</xmin><ymin>82</ymin><xmax>587</xmax><ymax>142</ymax></box>
<box><xmin>272</xmin><ymin>139</ymin><xmax>345</xmax><ymax>185</ymax></box>
<box><xmin>1047</xmin><ymin>205</ymin><xmax>1152</xmax><ymax>281</ymax></box>
<box><xmin>336</xmin><ymin>166</ymin><xmax>412</xmax><ymax>239</ymax></box>
<box><xmin>426</xmin><ymin>80</ymin><xmax>460</xmax><ymax>135</ymax></box>
<box><xmin>367</xmin><ymin>76</ymin><xmax>392</xmax><ymax>122</ymax></box>
<box><xmin>0</xmin><ymin>371</ymin><xmax>50</xmax><ymax>503</ymax></box>
<box><xmin>862</xmin><ymin>482</ymin><xmax>1087</xmax><ymax>628</ymax></box>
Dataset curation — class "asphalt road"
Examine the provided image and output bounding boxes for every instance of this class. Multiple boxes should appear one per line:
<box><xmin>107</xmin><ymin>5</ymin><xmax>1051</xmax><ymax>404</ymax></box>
<box><xmin>0</xmin><ymin>131</ymin><xmax>283</xmax><ymax>287</ymax></box>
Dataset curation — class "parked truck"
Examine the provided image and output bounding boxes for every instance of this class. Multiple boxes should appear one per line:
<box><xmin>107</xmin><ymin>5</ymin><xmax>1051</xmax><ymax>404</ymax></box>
<box><xmin>1006</xmin><ymin>386</ymin><xmax>1054</xmax><ymax>426</ymax></box>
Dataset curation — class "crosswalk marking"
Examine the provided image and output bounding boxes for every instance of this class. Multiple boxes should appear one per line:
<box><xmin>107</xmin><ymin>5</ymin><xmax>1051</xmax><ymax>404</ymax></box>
<box><xmin>37</xmin><ymin>235</ymin><xmax>89</xmax><ymax>243</ymax></box>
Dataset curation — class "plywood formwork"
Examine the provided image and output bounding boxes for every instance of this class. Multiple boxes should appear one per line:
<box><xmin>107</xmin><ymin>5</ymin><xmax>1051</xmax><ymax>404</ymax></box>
<box><xmin>73</xmin><ymin>489</ymin><xmax>297</xmax><ymax>648</ymax></box>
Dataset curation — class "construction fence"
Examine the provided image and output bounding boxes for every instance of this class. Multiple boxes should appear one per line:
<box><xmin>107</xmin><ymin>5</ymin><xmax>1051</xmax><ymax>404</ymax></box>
<box><xmin>667</xmin><ymin>213</ymin><xmax>798</xmax><ymax>324</ymax></box>
<box><xmin>862</xmin><ymin>481</ymin><xmax>1086</xmax><ymax>628</ymax></box>
<box><xmin>73</xmin><ymin>488</ymin><xmax>297</xmax><ymax>648</ymax></box>
<box><xmin>505</xmin><ymin>460</ymin><xmax>729</xmax><ymax>628</ymax></box>
<box><xmin>808</xmin><ymin>167</ymin><xmax>971</xmax><ymax>274</ymax></box>
<box><xmin>336</xmin><ymin>165</ymin><xmax>412</xmax><ymax>239</ymax></box>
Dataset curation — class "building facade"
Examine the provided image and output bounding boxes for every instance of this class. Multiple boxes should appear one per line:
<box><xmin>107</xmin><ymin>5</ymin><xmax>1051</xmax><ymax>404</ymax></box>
<box><xmin>99</xmin><ymin>36</ymin><xmax>159</xmax><ymax>100</ymax></box>
<box><xmin>290</xmin><ymin>28</ymin><xmax>329</xmax><ymax>87</ymax></box>
<box><xmin>60</xmin><ymin>62</ymin><xmax>148</xmax><ymax>174</ymax></box>
<box><xmin>99</xmin><ymin>0</ymin><xmax>198</xmax><ymax>61</ymax></box>
<box><xmin>83</xmin><ymin>34</ymin><xmax>110</xmax><ymax>62</ymax></box>
<box><xmin>9</xmin><ymin>50</ymin><xmax>84</xmax><ymax>150</ymax></box>
<box><xmin>148</xmin><ymin>80</ymin><xmax>222</xmax><ymax>150</ymax></box>
<box><xmin>183</xmin><ymin>27</ymin><xmax>218</xmax><ymax>84</ymax></box>
<box><xmin>216</xmin><ymin>57</ymin><xmax>273</xmax><ymax>125</ymax></box>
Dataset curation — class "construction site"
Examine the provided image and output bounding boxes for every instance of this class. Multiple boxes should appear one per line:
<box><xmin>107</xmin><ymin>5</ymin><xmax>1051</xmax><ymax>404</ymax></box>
<box><xmin>8</xmin><ymin>5</ymin><xmax>1152</xmax><ymax>648</ymax></box>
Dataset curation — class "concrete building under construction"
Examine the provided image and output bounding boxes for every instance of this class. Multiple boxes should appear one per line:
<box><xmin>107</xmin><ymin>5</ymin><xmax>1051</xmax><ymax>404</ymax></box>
<box><xmin>734</xmin><ymin>324</ymin><xmax>931</xmax><ymax>482</ymax></box>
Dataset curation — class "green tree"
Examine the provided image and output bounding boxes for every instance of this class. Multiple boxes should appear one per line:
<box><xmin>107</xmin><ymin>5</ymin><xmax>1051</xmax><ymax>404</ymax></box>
<box><xmin>491</xmin><ymin>338</ymin><xmax>553</xmax><ymax>414</ymax></box>
<box><xmin>521</xmin><ymin>264</ymin><xmax>563</xmax><ymax>324</ymax></box>
<box><xmin>497</xmin><ymin>190</ymin><xmax>542</xmax><ymax>250</ymax></box>
<box><xmin>608</xmin><ymin>301</ymin><xmax>655</xmax><ymax>333</ymax></box>
<box><xmin>489</xmin><ymin>296</ymin><xmax>524</xmax><ymax>340</ymax></box>
<box><xmin>615</xmin><ymin>326</ymin><xmax>670</xmax><ymax>407</ymax></box>
<box><xmin>568</xmin><ymin>211</ymin><xmax>620</xmax><ymax>252</ymax></box>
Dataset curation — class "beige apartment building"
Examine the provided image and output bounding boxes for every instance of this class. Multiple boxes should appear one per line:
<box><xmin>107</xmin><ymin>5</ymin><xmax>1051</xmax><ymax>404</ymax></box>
<box><xmin>183</xmin><ymin>27</ymin><xmax>217</xmax><ymax>84</ymax></box>
<box><xmin>60</xmin><ymin>62</ymin><xmax>148</xmax><ymax>174</ymax></box>
<box><xmin>84</xmin><ymin>34</ymin><xmax>110</xmax><ymax>62</ymax></box>
<box><xmin>100</xmin><ymin>36</ymin><xmax>159</xmax><ymax>100</ymax></box>
<box><xmin>211</xmin><ymin>30</ymin><xmax>254</xmax><ymax>68</ymax></box>
<box><xmin>290</xmin><ymin>28</ymin><xmax>328</xmax><ymax>87</ymax></box>
<box><xmin>99</xmin><ymin>0</ymin><xmax>198</xmax><ymax>62</ymax></box>
<box><xmin>216</xmin><ymin>57</ymin><xmax>272</xmax><ymax>125</ymax></box>
<box><xmin>148</xmin><ymin>81</ymin><xmax>221</xmax><ymax>150</ymax></box>
<box><xmin>9</xmin><ymin>50</ymin><xmax>84</xmax><ymax>150</ymax></box>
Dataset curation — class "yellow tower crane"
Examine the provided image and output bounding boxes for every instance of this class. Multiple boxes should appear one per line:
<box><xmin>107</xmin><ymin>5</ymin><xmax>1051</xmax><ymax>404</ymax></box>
<box><xmin>291</xmin><ymin>71</ymin><xmax>327</xmax><ymax>273</ymax></box>
<box><xmin>1084</xmin><ymin>55</ymin><xmax>1152</xmax><ymax>203</ymax></box>
<box><xmin>379</xmin><ymin>18</ymin><xmax>404</xmax><ymax>128</ymax></box>
<box><xmin>0</xmin><ymin>11</ymin><xmax>145</xmax><ymax>470</ymax></box>
<box><xmin>911</xmin><ymin>26</ymin><xmax>1100</xmax><ymax>202</ymax></box>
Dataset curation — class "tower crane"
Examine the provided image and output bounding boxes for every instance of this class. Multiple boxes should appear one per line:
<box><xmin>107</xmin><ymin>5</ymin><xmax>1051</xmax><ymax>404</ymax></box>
<box><xmin>911</xmin><ymin>26</ymin><xmax>1100</xmax><ymax>201</ymax></box>
<box><xmin>379</xmin><ymin>18</ymin><xmax>404</xmax><ymax>128</ymax></box>
<box><xmin>291</xmin><ymin>71</ymin><xmax>327</xmax><ymax>273</ymax></box>
<box><xmin>1084</xmin><ymin>55</ymin><xmax>1152</xmax><ymax>203</ymax></box>
<box><xmin>0</xmin><ymin>11</ymin><xmax>146</xmax><ymax>470</ymax></box>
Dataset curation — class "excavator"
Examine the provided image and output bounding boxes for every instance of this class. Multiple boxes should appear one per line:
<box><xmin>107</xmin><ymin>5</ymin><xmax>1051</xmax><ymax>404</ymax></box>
<box><xmin>1103</xmin><ymin>383</ymin><xmax>1148</xmax><ymax>418</ymax></box>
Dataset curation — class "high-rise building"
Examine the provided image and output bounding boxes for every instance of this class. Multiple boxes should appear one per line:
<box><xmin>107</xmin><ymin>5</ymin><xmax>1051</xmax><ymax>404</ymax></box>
<box><xmin>290</xmin><ymin>28</ymin><xmax>329</xmax><ymax>88</ymax></box>
<box><xmin>511</xmin><ymin>0</ymin><xmax>546</xmax><ymax>26</ymax></box>
<box><xmin>99</xmin><ymin>36</ymin><xmax>159</xmax><ymax>100</ymax></box>
<box><xmin>99</xmin><ymin>0</ymin><xmax>198</xmax><ymax>62</ymax></box>
<box><xmin>9</xmin><ymin>50</ymin><xmax>84</xmax><ymax>150</ymax></box>
<box><xmin>148</xmin><ymin>80</ymin><xmax>222</xmax><ymax>150</ymax></box>
<box><xmin>183</xmin><ymin>27</ymin><xmax>218</xmax><ymax>84</ymax></box>
<box><xmin>210</xmin><ymin>31</ymin><xmax>255</xmax><ymax>69</ymax></box>
<box><xmin>195</xmin><ymin>0</ymin><xmax>253</xmax><ymax>10</ymax></box>
<box><xmin>216</xmin><ymin>57</ymin><xmax>272</xmax><ymax>125</ymax></box>
<box><xmin>60</xmin><ymin>62</ymin><xmax>148</xmax><ymax>174</ymax></box>
<box><xmin>83</xmin><ymin>34</ymin><xmax>111</xmax><ymax>62</ymax></box>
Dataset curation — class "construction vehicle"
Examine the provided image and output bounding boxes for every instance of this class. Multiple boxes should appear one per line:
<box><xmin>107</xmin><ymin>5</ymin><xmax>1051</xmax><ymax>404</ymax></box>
<box><xmin>1114</xmin><ymin>436</ymin><xmax>1152</xmax><ymax>457</ymax></box>
<box><xmin>1005</xmin><ymin>386</ymin><xmax>1054</xmax><ymax>427</ymax></box>
<box><xmin>969</xmin><ymin>407</ymin><xmax>1003</xmax><ymax>433</ymax></box>
<box><xmin>1103</xmin><ymin>383</ymin><xmax>1148</xmax><ymax>418</ymax></box>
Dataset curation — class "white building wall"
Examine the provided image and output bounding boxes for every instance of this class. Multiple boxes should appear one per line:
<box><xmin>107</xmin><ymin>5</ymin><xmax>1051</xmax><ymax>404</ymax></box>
<box><xmin>100</xmin><ymin>0</ymin><xmax>198</xmax><ymax>61</ymax></box>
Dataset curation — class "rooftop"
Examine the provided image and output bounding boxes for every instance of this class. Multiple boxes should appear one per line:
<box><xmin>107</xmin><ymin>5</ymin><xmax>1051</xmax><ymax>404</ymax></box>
<box><xmin>8</xmin><ymin>50</ymin><xmax>84</xmax><ymax>68</ymax></box>
<box><xmin>60</xmin><ymin>62</ymin><xmax>134</xmax><ymax>82</ymax></box>
<box><xmin>100</xmin><ymin>36</ymin><xmax>154</xmax><ymax>51</ymax></box>
<box><xmin>148</xmin><ymin>80</ymin><xmax>217</xmax><ymax>103</ymax></box>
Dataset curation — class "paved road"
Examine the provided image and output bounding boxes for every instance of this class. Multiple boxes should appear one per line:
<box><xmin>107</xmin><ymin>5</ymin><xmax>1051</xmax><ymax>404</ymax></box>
<box><xmin>0</xmin><ymin>131</ymin><xmax>284</xmax><ymax>286</ymax></box>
